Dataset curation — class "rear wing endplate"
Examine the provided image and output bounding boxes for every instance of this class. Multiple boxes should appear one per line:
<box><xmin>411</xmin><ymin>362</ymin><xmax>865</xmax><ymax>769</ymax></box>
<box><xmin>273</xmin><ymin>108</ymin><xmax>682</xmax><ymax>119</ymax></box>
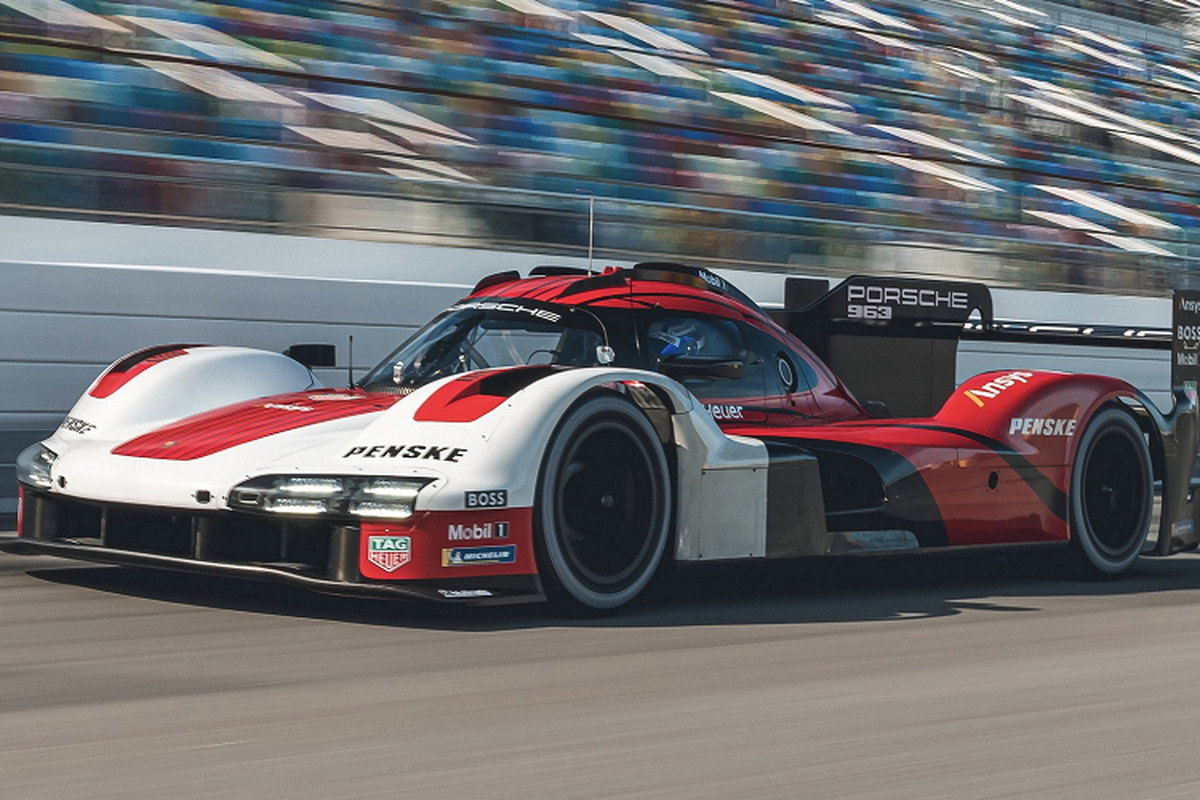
<box><xmin>1159</xmin><ymin>291</ymin><xmax>1200</xmax><ymax>554</ymax></box>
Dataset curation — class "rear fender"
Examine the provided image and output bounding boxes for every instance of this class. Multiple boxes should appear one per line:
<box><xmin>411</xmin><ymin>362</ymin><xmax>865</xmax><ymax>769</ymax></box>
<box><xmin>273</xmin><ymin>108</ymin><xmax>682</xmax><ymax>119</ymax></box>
<box><xmin>939</xmin><ymin>370</ymin><xmax>1141</xmax><ymax>467</ymax></box>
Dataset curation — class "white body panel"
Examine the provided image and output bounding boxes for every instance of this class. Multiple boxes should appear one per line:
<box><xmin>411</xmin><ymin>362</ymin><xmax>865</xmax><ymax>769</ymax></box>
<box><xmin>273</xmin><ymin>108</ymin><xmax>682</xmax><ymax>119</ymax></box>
<box><xmin>65</xmin><ymin>347</ymin><xmax>319</xmax><ymax>437</ymax></box>
<box><xmin>37</xmin><ymin>351</ymin><xmax>772</xmax><ymax>561</ymax></box>
<box><xmin>670</xmin><ymin>412</ymin><xmax>769</xmax><ymax>560</ymax></box>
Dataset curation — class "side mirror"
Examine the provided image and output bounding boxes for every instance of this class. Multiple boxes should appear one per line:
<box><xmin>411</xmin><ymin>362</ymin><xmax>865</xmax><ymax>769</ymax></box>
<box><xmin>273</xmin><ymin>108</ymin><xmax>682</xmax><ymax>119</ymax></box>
<box><xmin>862</xmin><ymin>399</ymin><xmax>891</xmax><ymax>418</ymax></box>
<box><xmin>659</xmin><ymin>356</ymin><xmax>744</xmax><ymax>381</ymax></box>
<box><xmin>284</xmin><ymin>344</ymin><xmax>337</xmax><ymax>368</ymax></box>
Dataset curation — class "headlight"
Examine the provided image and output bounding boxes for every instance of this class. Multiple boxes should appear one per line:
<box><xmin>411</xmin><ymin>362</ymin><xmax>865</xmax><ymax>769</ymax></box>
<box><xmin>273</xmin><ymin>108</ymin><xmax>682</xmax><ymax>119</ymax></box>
<box><xmin>15</xmin><ymin>444</ymin><xmax>57</xmax><ymax>490</ymax></box>
<box><xmin>230</xmin><ymin>475</ymin><xmax>431</xmax><ymax>519</ymax></box>
<box><xmin>273</xmin><ymin>476</ymin><xmax>344</xmax><ymax>496</ymax></box>
<box><xmin>349</xmin><ymin>478</ymin><xmax>423</xmax><ymax>519</ymax></box>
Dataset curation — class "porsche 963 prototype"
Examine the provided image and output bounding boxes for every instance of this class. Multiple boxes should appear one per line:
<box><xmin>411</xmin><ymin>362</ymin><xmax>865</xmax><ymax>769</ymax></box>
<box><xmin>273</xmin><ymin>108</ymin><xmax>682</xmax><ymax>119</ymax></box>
<box><xmin>6</xmin><ymin>263</ymin><xmax>1199</xmax><ymax>611</ymax></box>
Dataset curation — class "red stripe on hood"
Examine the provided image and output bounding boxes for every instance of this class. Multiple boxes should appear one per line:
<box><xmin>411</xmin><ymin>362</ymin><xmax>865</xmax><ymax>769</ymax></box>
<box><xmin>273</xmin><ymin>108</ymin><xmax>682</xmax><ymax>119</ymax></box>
<box><xmin>90</xmin><ymin>346</ymin><xmax>197</xmax><ymax>399</ymax></box>
<box><xmin>112</xmin><ymin>390</ymin><xmax>400</xmax><ymax>460</ymax></box>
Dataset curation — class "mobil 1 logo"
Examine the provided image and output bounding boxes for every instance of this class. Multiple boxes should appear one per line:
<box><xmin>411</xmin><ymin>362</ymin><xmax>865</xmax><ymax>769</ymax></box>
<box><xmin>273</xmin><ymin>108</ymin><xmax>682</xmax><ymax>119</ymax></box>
<box><xmin>1173</xmin><ymin>290</ymin><xmax>1200</xmax><ymax>403</ymax></box>
<box><xmin>465</xmin><ymin>490</ymin><xmax>508</xmax><ymax>509</ymax></box>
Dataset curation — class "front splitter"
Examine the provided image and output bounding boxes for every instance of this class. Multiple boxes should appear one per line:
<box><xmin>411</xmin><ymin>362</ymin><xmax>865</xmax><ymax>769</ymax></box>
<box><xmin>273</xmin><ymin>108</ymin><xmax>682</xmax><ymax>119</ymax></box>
<box><xmin>0</xmin><ymin>536</ymin><xmax>544</xmax><ymax>606</ymax></box>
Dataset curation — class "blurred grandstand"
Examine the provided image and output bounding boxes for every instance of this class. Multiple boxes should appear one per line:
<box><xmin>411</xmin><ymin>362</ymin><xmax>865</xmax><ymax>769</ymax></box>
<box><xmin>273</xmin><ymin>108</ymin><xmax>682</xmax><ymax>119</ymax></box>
<box><xmin>0</xmin><ymin>0</ymin><xmax>1199</xmax><ymax>292</ymax></box>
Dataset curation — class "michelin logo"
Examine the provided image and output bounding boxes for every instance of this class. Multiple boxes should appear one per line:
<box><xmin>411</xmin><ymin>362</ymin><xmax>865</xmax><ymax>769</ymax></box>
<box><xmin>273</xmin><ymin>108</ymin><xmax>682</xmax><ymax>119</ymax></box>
<box><xmin>442</xmin><ymin>546</ymin><xmax>517</xmax><ymax>566</ymax></box>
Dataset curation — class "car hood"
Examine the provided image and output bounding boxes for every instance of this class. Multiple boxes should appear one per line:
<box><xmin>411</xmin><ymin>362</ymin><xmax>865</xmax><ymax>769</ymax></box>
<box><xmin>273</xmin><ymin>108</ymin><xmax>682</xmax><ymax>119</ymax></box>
<box><xmin>110</xmin><ymin>389</ymin><xmax>401</xmax><ymax>461</ymax></box>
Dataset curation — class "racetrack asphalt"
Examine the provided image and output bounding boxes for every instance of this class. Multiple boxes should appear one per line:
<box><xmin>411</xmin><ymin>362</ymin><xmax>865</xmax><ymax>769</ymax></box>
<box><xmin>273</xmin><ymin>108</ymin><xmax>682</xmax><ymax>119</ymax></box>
<box><xmin>4</xmin><ymin>544</ymin><xmax>1200</xmax><ymax>799</ymax></box>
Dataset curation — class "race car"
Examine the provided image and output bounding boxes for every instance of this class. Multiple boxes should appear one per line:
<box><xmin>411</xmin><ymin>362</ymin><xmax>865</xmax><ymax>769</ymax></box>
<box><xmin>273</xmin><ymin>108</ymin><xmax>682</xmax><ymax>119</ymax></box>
<box><xmin>5</xmin><ymin>262</ymin><xmax>1199</xmax><ymax>611</ymax></box>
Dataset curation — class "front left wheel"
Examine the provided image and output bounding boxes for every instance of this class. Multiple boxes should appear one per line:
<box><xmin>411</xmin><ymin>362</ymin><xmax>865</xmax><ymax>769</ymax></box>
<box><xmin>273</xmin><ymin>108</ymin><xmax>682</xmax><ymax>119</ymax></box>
<box><xmin>534</xmin><ymin>394</ymin><xmax>672</xmax><ymax>612</ymax></box>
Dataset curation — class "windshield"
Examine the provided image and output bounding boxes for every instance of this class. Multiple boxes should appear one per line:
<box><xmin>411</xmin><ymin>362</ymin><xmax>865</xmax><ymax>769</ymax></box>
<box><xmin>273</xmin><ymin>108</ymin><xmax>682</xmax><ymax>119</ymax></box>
<box><xmin>359</xmin><ymin>302</ymin><xmax>609</xmax><ymax>393</ymax></box>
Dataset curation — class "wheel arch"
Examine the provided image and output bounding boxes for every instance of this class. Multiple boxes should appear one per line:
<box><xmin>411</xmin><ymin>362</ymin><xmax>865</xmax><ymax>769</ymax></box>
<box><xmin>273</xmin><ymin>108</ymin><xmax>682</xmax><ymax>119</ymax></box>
<box><xmin>530</xmin><ymin>389</ymin><xmax>676</xmax><ymax>611</ymax></box>
<box><xmin>1111</xmin><ymin>395</ymin><xmax>1167</xmax><ymax>485</ymax></box>
<box><xmin>1065</xmin><ymin>402</ymin><xmax>1156</xmax><ymax>575</ymax></box>
<box><xmin>554</xmin><ymin>380</ymin><xmax>682</xmax><ymax>546</ymax></box>
<box><xmin>1058</xmin><ymin>392</ymin><xmax>1167</xmax><ymax>490</ymax></box>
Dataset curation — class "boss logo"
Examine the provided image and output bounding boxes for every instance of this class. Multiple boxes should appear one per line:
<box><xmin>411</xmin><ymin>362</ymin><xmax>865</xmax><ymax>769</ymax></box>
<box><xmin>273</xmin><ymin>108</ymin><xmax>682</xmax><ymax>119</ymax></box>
<box><xmin>1177</xmin><ymin>325</ymin><xmax>1200</xmax><ymax>341</ymax></box>
<box><xmin>465</xmin><ymin>490</ymin><xmax>508</xmax><ymax>508</ymax></box>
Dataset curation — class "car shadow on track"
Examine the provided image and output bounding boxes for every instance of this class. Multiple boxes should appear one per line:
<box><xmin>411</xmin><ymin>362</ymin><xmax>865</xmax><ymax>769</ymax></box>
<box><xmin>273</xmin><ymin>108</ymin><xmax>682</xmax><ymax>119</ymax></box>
<box><xmin>21</xmin><ymin>550</ymin><xmax>1200</xmax><ymax>632</ymax></box>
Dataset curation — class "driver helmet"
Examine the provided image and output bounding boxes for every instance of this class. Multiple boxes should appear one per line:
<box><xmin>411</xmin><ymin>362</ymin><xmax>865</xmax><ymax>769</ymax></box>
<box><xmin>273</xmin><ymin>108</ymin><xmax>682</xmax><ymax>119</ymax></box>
<box><xmin>651</xmin><ymin>320</ymin><xmax>705</xmax><ymax>358</ymax></box>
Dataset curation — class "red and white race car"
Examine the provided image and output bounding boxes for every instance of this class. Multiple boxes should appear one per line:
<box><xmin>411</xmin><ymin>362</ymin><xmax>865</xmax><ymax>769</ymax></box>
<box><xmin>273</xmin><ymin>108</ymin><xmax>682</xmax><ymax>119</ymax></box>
<box><xmin>5</xmin><ymin>263</ymin><xmax>1198</xmax><ymax>611</ymax></box>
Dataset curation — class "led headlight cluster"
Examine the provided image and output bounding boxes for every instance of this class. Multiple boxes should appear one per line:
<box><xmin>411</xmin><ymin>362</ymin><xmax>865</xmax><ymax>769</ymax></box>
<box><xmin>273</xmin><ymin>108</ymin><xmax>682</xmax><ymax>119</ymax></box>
<box><xmin>15</xmin><ymin>444</ymin><xmax>57</xmax><ymax>490</ymax></box>
<box><xmin>230</xmin><ymin>475</ymin><xmax>431</xmax><ymax>519</ymax></box>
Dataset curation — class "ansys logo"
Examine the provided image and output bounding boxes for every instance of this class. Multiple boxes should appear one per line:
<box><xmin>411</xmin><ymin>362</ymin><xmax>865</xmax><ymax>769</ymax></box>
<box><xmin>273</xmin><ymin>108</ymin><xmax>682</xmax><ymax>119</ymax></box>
<box><xmin>962</xmin><ymin>371</ymin><xmax>1034</xmax><ymax>407</ymax></box>
<box><xmin>366</xmin><ymin>535</ymin><xmax>411</xmax><ymax>572</ymax></box>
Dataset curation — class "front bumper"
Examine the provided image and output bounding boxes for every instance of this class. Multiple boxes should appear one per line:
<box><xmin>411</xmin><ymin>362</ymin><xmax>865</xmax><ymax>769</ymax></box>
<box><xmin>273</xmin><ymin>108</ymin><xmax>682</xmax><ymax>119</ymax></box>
<box><xmin>2</xmin><ymin>491</ymin><xmax>543</xmax><ymax>606</ymax></box>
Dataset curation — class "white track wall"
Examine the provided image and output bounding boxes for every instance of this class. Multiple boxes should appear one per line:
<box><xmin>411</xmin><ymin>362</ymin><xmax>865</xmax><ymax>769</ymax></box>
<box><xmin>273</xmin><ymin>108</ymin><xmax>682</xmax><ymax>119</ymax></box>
<box><xmin>0</xmin><ymin>215</ymin><xmax>1173</xmax><ymax>518</ymax></box>
<box><xmin>0</xmin><ymin>216</ymin><xmax>605</xmax><ymax>517</ymax></box>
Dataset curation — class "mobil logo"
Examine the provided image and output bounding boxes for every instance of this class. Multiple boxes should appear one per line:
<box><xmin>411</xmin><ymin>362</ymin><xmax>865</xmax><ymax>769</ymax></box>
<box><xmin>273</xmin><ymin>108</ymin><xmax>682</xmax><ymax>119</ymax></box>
<box><xmin>448</xmin><ymin>521</ymin><xmax>510</xmax><ymax>541</ymax></box>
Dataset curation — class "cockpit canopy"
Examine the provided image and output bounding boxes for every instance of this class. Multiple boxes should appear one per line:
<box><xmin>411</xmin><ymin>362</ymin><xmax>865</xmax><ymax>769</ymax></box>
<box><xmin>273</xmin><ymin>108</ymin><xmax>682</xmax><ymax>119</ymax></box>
<box><xmin>359</xmin><ymin>301</ymin><xmax>610</xmax><ymax>393</ymax></box>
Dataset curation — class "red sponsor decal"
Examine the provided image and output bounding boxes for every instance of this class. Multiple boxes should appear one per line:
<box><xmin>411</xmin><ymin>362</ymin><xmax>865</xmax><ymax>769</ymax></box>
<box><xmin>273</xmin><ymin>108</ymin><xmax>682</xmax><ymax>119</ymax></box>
<box><xmin>359</xmin><ymin>509</ymin><xmax>535</xmax><ymax>581</ymax></box>
<box><xmin>90</xmin><ymin>346</ymin><xmax>196</xmax><ymax>399</ymax></box>
<box><xmin>360</xmin><ymin>525</ymin><xmax>415</xmax><ymax>580</ymax></box>
<box><xmin>365</xmin><ymin>534</ymin><xmax>411</xmax><ymax>573</ymax></box>
<box><xmin>412</xmin><ymin>366</ymin><xmax>557</xmax><ymax>423</ymax></box>
<box><xmin>113</xmin><ymin>390</ymin><xmax>399</xmax><ymax>460</ymax></box>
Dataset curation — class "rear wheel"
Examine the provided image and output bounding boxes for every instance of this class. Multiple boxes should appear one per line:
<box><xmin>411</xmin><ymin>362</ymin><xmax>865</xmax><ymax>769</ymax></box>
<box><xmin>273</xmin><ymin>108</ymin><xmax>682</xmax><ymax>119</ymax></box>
<box><xmin>535</xmin><ymin>395</ymin><xmax>671</xmax><ymax>612</ymax></box>
<box><xmin>1067</xmin><ymin>408</ymin><xmax>1152</xmax><ymax>577</ymax></box>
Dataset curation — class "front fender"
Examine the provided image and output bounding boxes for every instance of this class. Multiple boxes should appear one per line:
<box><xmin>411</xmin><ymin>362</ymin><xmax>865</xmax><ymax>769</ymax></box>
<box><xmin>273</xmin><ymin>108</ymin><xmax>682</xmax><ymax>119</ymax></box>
<box><xmin>337</xmin><ymin>366</ymin><xmax>771</xmax><ymax>559</ymax></box>
<box><xmin>51</xmin><ymin>345</ymin><xmax>319</xmax><ymax>452</ymax></box>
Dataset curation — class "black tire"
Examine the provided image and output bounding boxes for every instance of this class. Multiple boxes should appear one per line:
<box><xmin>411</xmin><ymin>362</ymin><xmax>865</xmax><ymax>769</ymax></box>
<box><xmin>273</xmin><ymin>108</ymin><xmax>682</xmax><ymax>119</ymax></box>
<box><xmin>534</xmin><ymin>394</ymin><xmax>672</xmax><ymax>612</ymax></box>
<box><xmin>1067</xmin><ymin>408</ymin><xmax>1152</xmax><ymax>577</ymax></box>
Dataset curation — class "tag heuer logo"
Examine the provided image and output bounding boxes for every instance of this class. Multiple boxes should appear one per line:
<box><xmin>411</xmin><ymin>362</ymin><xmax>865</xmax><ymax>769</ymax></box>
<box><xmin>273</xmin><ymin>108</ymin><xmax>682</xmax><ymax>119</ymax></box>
<box><xmin>367</xmin><ymin>535</ymin><xmax>411</xmax><ymax>572</ymax></box>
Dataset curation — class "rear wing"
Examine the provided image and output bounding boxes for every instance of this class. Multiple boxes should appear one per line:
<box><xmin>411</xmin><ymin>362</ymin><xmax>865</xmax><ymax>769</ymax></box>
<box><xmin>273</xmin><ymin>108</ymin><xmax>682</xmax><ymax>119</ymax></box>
<box><xmin>773</xmin><ymin>275</ymin><xmax>994</xmax><ymax>418</ymax></box>
<box><xmin>775</xmin><ymin>274</ymin><xmax>1173</xmax><ymax>417</ymax></box>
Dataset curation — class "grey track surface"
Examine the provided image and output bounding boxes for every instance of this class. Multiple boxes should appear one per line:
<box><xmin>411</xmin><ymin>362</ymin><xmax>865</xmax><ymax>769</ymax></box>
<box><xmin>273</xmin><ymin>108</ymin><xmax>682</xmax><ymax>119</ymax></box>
<box><xmin>5</xmin><ymin>547</ymin><xmax>1200</xmax><ymax>800</ymax></box>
